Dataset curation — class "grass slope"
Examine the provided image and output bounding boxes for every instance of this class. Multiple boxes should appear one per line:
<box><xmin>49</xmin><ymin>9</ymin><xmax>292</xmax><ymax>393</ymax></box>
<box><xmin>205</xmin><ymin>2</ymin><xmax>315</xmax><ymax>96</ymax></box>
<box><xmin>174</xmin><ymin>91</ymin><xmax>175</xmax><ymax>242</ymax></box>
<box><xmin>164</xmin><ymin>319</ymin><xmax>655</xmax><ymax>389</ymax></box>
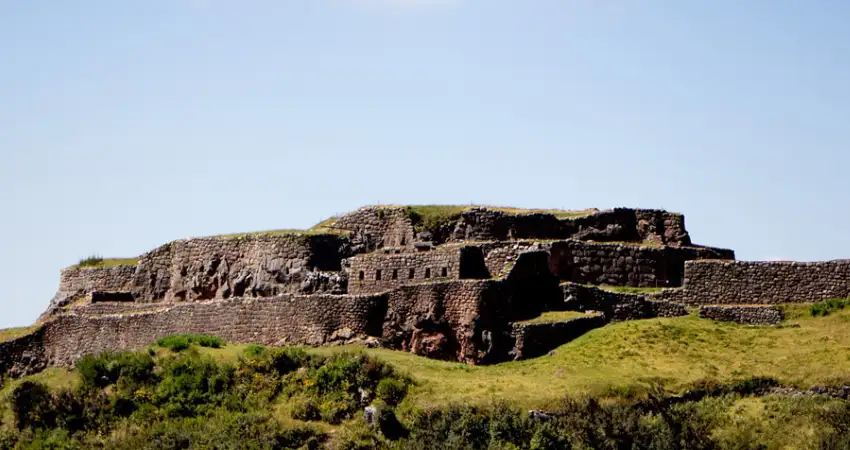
<box><xmin>153</xmin><ymin>305</ymin><xmax>850</xmax><ymax>410</ymax></box>
<box><xmin>4</xmin><ymin>305</ymin><xmax>849</xmax><ymax>411</ymax></box>
<box><xmin>0</xmin><ymin>326</ymin><xmax>39</xmax><ymax>343</ymax></box>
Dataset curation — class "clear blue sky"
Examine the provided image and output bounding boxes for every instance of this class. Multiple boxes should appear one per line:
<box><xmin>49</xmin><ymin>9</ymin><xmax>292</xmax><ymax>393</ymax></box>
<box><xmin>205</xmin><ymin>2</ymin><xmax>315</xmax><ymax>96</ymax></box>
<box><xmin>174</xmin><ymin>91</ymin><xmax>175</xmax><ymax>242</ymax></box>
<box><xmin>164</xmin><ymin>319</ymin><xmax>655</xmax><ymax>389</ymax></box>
<box><xmin>1</xmin><ymin>1</ymin><xmax>848</xmax><ymax>328</ymax></box>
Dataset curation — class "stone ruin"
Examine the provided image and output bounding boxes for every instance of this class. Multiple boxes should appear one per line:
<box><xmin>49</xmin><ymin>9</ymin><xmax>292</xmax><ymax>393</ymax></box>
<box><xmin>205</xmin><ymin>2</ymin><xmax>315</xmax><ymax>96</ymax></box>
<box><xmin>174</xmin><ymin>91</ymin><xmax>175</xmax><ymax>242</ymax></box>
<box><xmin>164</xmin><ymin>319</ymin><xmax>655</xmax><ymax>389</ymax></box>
<box><xmin>2</xmin><ymin>205</ymin><xmax>850</xmax><ymax>377</ymax></box>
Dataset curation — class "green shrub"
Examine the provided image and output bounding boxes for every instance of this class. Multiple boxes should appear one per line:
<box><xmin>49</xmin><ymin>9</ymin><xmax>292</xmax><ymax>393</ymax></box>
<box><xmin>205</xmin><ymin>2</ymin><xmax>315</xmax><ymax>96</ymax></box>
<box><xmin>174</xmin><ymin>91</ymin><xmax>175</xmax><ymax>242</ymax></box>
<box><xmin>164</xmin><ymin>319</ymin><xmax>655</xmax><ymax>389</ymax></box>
<box><xmin>320</xmin><ymin>392</ymin><xmax>356</xmax><ymax>425</ymax></box>
<box><xmin>244</xmin><ymin>344</ymin><xmax>267</xmax><ymax>359</ymax></box>
<box><xmin>290</xmin><ymin>395</ymin><xmax>321</xmax><ymax>422</ymax></box>
<box><xmin>77</xmin><ymin>351</ymin><xmax>156</xmax><ymax>390</ymax></box>
<box><xmin>10</xmin><ymin>381</ymin><xmax>55</xmax><ymax>430</ymax></box>
<box><xmin>376</xmin><ymin>378</ymin><xmax>408</xmax><ymax>406</ymax></box>
<box><xmin>810</xmin><ymin>298</ymin><xmax>850</xmax><ymax>317</ymax></box>
<box><xmin>156</xmin><ymin>334</ymin><xmax>224</xmax><ymax>351</ymax></box>
<box><xmin>77</xmin><ymin>255</ymin><xmax>103</xmax><ymax>267</ymax></box>
<box><xmin>155</xmin><ymin>355</ymin><xmax>235</xmax><ymax>417</ymax></box>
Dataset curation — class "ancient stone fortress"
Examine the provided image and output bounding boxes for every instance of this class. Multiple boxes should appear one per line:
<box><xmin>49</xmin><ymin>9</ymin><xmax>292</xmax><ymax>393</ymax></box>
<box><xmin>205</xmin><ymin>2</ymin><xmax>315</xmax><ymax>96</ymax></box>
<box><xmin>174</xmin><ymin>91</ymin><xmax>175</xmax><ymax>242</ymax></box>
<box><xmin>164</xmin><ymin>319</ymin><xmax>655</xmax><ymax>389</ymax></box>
<box><xmin>3</xmin><ymin>205</ymin><xmax>850</xmax><ymax>377</ymax></box>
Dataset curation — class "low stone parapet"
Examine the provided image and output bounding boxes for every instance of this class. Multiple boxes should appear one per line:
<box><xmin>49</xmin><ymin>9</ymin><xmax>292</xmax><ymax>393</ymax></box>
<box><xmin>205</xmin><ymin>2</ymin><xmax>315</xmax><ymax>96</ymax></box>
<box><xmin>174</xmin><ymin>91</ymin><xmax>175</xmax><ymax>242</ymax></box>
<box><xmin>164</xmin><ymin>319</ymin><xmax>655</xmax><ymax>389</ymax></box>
<box><xmin>699</xmin><ymin>305</ymin><xmax>783</xmax><ymax>325</ymax></box>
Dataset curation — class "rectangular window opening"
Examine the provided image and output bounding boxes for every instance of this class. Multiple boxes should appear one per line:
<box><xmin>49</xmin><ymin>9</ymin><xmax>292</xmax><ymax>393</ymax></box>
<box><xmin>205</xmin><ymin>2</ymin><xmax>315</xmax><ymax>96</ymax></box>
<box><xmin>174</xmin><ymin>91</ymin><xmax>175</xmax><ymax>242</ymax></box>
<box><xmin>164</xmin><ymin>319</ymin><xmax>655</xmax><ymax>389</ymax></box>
<box><xmin>358</xmin><ymin>271</ymin><xmax>364</xmax><ymax>281</ymax></box>
<box><xmin>392</xmin><ymin>269</ymin><xmax>398</xmax><ymax>280</ymax></box>
<box><xmin>376</xmin><ymin>269</ymin><xmax>382</xmax><ymax>281</ymax></box>
<box><xmin>425</xmin><ymin>268</ymin><xmax>431</xmax><ymax>279</ymax></box>
<box><xmin>441</xmin><ymin>267</ymin><xmax>448</xmax><ymax>277</ymax></box>
<box><xmin>409</xmin><ymin>268</ymin><xmax>415</xmax><ymax>279</ymax></box>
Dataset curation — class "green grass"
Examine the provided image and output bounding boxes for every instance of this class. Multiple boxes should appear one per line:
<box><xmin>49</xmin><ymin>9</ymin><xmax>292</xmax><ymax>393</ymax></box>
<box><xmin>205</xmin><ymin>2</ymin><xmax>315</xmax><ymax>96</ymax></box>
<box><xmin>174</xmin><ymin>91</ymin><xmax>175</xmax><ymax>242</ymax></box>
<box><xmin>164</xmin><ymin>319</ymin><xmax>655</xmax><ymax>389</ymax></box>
<box><xmin>515</xmin><ymin>310</ymin><xmax>592</xmax><ymax>325</ymax></box>
<box><xmin>483</xmin><ymin>206</ymin><xmax>598</xmax><ymax>219</ymax></box>
<box><xmin>8</xmin><ymin>304</ymin><xmax>850</xmax><ymax>413</ymax></box>
<box><xmin>597</xmin><ymin>285</ymin><xmax>667</xmax><ymax>295</ymax></box>
<box><xmin>0</xmin><ymin>326</ymin><xmax>39</xmax><ymax>343</ymax></box>
<box><xmin>301</xmin><ymin>305</ymin><xmax>850</xmax><ymax>409</ymax></box>
<box><xmin>74</xmin><ymin>257</ymin><xmax>139</xmax><ymax>269</ymax></box>
<box><xmin>108</xmin><ymin>306</ymin><xmax>850</xmax><ymax>411</ymax></box>
<box><xmin>156</xmin><ymin>334</ymin><xmax>224</xmax><ymax>351</ymax></box>
<box><xmin>212</xmin><ymin>228</ymin><xmax>347</xmax><ymax>239</ymax></box>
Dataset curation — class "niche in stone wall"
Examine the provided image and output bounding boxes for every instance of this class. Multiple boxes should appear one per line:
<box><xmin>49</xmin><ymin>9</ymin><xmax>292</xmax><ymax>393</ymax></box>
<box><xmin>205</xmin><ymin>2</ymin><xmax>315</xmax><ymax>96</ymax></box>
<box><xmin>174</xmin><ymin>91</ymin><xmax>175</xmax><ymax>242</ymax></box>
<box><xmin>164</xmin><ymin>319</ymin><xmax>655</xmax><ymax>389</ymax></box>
<box><xmin>409</xmin><ymin>268</ymin><xmax>415</xmax><ymax>279</ymax></box>
<box><xmin>441</xmin><ymin>267</ymin><xmax>448</xmax><ymax>277</ymax></box>
<box><xmin>91</xmin><ymin>292</ymin><xmax>135</xmax><ymax>303</ymax></box>
<box><xmin>425</xmin><ymin>268</ymin><xmax>431</xmax><ymax>279</ymax></box>
<box><xmin>459</xmin><ymin>246</ymin><xmax>490</xmax><ymax>279</ymax></box>
<box><xmin>376</xmin><ymin>270</ymin><xmax>382</xmax><ymax>281</ymax></box>
<box><xmin>392</xmin><ymin>269</ymin><xmax>398</xmax><ymax>280</ymax></box>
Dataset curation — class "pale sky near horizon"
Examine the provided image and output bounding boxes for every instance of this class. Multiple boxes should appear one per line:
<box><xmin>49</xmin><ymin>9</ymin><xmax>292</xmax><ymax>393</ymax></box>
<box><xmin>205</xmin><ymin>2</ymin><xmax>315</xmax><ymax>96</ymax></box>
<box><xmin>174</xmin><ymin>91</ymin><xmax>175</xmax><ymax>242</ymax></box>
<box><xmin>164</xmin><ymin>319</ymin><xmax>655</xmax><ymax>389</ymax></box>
<box><xmin>1</xmin><ymin>1</ymin><xmax>849</xmax><ymax>328</ymax></box>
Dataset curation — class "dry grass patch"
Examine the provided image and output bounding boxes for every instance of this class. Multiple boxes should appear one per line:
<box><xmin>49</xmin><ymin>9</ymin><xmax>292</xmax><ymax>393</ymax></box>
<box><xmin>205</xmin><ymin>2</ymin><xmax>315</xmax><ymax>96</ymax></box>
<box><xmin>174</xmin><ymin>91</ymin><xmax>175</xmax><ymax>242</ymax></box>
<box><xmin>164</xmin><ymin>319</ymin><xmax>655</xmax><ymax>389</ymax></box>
<box><xmin>0</xmin><ymin>326</ymin><xmax>39</xmax><ymax>343</ymax></box>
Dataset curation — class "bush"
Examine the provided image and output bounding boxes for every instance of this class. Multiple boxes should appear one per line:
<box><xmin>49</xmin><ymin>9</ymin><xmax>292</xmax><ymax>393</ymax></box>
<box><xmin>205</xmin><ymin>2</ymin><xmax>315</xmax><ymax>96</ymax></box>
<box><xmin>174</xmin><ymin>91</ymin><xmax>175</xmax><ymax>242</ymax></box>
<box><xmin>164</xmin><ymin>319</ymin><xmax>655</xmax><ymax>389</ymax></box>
<box><xmin>290</xmin><ymin>395</ymin><xmax>321</xmax><ymax>422</ymax></box>
<box><xmin>810</xmin><ymin>298</ymin><xmax>850</xmax><ymax>317</ymax></box>
<box><xmin>77</xmin><ymin>255</ymin><xmax>103</xmax><ymax>267</ymax></box>
<box><xmin>77</xmin><ymin>351</ymin><xmax>156</xmax><ymax>391</ymax></box>
<box><xmin>10</xmin><ymin>381</ymin><xmax>55</xmax><ymax>430</ymax></box>
<box><xmin>376</xmin><ymin>378</ymin><xmax>408</xmax><ymax>406</ymax></box>
<box><xmin>155</xmin><ymin>355</ymin><xmax>235</xmax><ymax>417</ymax></box>
<box><xmin>156</xmin><ymin>334</ymin><xmax>224</xmax><ymax>351</ymax></box>
<box><xmin>244</xmin><ymin>344</ymin><xmax>267</xmax><ymax>359</ymax></box>
<box><xmin>320</xmin><ymin>392</ymin><xmax>356</xmax><ymax>425</ymax></box>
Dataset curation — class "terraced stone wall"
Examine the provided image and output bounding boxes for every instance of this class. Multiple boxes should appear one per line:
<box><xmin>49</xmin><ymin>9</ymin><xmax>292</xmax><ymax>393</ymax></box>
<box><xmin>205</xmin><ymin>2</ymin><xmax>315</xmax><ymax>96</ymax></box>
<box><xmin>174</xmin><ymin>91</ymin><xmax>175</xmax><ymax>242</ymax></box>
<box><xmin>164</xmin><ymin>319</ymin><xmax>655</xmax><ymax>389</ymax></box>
<box><xmin>329</xmin><ymin>207</ymin><xmax>415</xmax><ymax>251</ymax></box>
<box><xmin>510</xmin><ymin>315</ymin><xmax>606</xmax><ymax>360</ymax></box>
<box><xmin>34</xmin><ymin>293</ymin><xmax>388</xmax><ymax>367</ymax></box>
<box><xmin>699</xmin><ymin>305</ymin><xmax>783</xmax><ymax>325</ymax></box>
<box><xmin>676</xmin><ymin>260</ymin><xmax>850</xmax><ymax>305</ymax></box>
<box><xmin>49</xmin><ymin>265</ymin><xmax>137</xmax><ymax>309</ymax></box>
<box><xmin>346</xmin><ymin>248</ymin><xmax>463</xmax><ymax>294</ymax></box>
<box><xmin>549</xmin><ymin>241</ymin><xmax>734</xmax><ymax>288</ymax></box>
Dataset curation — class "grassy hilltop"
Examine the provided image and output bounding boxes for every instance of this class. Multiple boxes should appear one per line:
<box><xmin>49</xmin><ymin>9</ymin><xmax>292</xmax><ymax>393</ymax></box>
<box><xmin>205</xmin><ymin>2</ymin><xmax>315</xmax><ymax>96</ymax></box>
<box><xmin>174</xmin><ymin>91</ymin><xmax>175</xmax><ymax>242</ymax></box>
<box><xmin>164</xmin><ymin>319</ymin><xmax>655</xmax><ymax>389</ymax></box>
<box><xmin>3</xmin><ymin>303</ymin><xmax>850</xmax><ymax>449</ymax></box>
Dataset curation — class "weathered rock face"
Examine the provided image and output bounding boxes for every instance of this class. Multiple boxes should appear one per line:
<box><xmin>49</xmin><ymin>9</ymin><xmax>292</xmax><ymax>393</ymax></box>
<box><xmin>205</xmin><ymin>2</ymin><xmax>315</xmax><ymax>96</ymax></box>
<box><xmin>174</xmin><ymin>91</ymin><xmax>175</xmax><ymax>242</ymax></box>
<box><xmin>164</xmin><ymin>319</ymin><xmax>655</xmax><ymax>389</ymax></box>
<box><xmin>669</xmin><ymin>260</ymin><xmax>850</xmax><ymax>305</ymax></box>
<box><xmin>43</xmin><ymin>234</ymin><xmax>350</xmax><ymax>319</ymax></box>
<box><xmin>699</xmin><ymin>305</ymin><xmax>783</xmax><ymax>325</ymax></box>
<box><xmin>329</xmin><ymin>206</ymin><xmax>695</xmax><ymax>249</ymax></box>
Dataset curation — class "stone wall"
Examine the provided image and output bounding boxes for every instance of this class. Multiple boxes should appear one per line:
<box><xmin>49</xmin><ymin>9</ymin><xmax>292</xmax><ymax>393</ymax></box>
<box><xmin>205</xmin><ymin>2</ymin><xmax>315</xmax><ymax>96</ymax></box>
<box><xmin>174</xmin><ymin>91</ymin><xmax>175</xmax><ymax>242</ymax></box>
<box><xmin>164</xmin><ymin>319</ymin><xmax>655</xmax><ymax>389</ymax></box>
<box><xmin>48</xmin><ymin>265</ymin><xmax>137</xmax><ymax>309</ymax></box>
<box><xmin>449</xmin><ymin>208</ymin><xmax>693</xmax><ymax>246</ymax></box>
<box><xmin>33</xmin><ymin>293</ymin><xmax>387</xmax><ymax>367</ymax></box>
<box><xmin>548</xmin><ymin>241</ymin><xmax>734</xmax><ymax>288</ymax></box>
<box><xmin>673</xmin><ymin>260</ymin><xmax>850</xmax><ymax>305</ymax></box>
<box><xmin>381</xmin><ymin>280</ymin><xmax>513</xmax><ymax>364</ymax></box>
<box><xmin>0</xmin><ymin>329</ymin><xmax>48</xmax><ymax>378</ymax></box>
<box><xmin>331</xmin><ymin>206</ymin><xmax>696</xmax><ymax>247</ymax></box>
<box><xmin>329</xmin><ymin>207</ymin><xmax>415</xmax><ymax>251</ymax></box>
<box><xmin>699</xmin><ymin>305</ymin><xmax>783</xmax><ymax>325</ymax></box>
<box><xmin>510</xmin><ymin>315</ymin><xmax>606</xmax><ymax>360</ymax></box>
<box><xmin>43</xmin><ymin>234</ymin><xmax>351</xmax><ymax>317</ymax></box>
<box><xmin>561</xmin><ymin>283</ymin><xmax>688</xmax><ymax>321</ymax></box>
<box><xmin>346</xmin><ymin>248</ymin><xmax>463</xmax><ymax>295</ymax></box>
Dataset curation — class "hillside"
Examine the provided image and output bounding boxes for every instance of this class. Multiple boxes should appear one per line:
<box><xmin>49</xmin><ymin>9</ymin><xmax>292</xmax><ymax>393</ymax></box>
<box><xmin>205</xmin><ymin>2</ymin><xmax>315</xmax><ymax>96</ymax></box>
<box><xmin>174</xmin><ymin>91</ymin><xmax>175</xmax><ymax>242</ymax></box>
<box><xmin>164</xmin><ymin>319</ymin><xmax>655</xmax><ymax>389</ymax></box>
<box><xmin>3</xmin><ymin>302</ymin><xmax>850</xmax><ymax>449</ymax></box>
